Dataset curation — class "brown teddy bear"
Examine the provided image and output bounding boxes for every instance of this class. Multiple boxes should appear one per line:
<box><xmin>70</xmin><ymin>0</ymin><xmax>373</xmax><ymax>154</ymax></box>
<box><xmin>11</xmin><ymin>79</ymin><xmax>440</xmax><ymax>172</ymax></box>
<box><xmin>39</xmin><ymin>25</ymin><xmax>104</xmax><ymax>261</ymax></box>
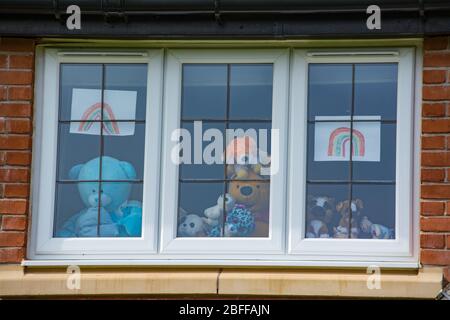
<box><xmin>228</xmin><ymin>168</ymin><xmax>270</xmax><ymax>237</ymax></box>
<box><xmin>334</xmin><ymin>199</ymin><xmax>364</xmax><ymax>239</ymax></box>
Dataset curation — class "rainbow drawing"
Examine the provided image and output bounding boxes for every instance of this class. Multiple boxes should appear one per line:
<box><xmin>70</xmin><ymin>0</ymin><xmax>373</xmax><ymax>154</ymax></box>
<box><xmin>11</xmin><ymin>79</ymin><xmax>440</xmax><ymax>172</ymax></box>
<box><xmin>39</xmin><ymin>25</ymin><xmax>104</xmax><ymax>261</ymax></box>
<box><xmin>327</xmin><ymin>127</ymin><xmax>365</xmax><ymax>158</ymax></box>
<box><xmin>77</xmin><ymin>102</ymin><xmax>120</xmax><ymax>135</ymax></box>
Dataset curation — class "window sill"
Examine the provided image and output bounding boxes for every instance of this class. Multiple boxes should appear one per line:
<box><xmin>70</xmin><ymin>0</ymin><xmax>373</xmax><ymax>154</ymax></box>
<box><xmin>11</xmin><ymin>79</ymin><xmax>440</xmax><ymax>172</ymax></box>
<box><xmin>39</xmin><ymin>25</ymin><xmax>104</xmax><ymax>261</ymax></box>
<box><xmin>0</xmin><ymin>264</ymin><xmax>442</xmax><ymax>298</ymax></box>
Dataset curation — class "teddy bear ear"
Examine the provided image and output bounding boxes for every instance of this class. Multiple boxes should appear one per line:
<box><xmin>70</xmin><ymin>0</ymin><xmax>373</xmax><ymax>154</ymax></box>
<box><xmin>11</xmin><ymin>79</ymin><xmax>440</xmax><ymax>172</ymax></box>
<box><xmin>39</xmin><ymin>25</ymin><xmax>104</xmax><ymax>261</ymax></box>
<box><xmin>119</xmin><ymin>161</ymin><xmax>137</xmax><ymax>179</ymax></box>
<box><xmin>68</xmin><ymin>164</ymin><xmax>83</xmax><ymax>180</ymax></box>
<box><xmin>336</xmin><ymin>201</ymin><xmax>343</xmax><ymax>213</ymax></box>
<box><xmin>355</xmin><ymin>199</ymin><xmax>364</xmax><ymax>209</ymax></box>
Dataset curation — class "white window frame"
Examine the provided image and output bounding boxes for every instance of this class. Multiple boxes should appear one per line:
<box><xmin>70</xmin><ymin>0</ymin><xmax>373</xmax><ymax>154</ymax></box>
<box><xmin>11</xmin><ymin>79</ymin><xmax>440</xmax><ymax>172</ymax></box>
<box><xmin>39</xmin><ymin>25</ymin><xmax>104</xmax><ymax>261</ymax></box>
<box><xmin>29</xmin><ymin>48</ymin><xmax>164</xmax><ymax>258</ymax></box>
<box><xmin>160</xmin><ymin>49</ymin><xmax>290</xmax><ymax>254</ymax></box>
<box><xmin>288</xmin><ymin>48</ymin><xmax>417</xmax><ymax>260</ymax></box>
<box><xmin>27</xmin><ymin>46</ymin><xmax>420</xmax><ymax>267</ymax></box>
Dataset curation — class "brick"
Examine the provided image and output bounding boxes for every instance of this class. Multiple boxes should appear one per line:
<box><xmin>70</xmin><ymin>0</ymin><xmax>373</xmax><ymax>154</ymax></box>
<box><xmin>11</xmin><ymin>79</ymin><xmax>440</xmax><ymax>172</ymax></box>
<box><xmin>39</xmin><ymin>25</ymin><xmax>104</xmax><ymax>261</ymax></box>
<box><xmin>421</xmin><ymin>169</ymin><xmax>445</xmax><ymax>182</ymax></box>
<box><xmin>422</xmin><ymin>152</ymin><xmax>450</xmax><ymax>166</ymax></box>
<box><xmin>0</xmin><ymin>248</ymin><xmax>24</xmax><ymax>263</ymax></box>
<box><xmin>0</xmin><ymin>168</ymin><xmax>29</xmax><ymax>182</ymax></box>
<box><xmin>422</xmin><ymin>136</ymin><xmax>445</xmax><ymax>149</ymax></box>
<box><xmin>0</xmin><ymin>38</ymin><xmax>34</xmax><ymax>52</ymax></box>
<box><xmin>7</xmin><ymin>86</ymin><xmax>32</xmax><ymax>100</ymax></box>
<box><xmin>0</xmin><ymin>232</ymin><xmax>25</xmax><ymax>247</ymax></box>
<box><xmin>422</xmin><ymin>184</ymin><xmax>450</xmax><ymax>199</ymax></box>
<box><xmin>420</xmin><ymin>234</ymin><xmax>445</xmax><ymax>249</ymax></box>
<box><xmin>9</xmin><ymin>55</ymin><xmax>33</xmax><ymax>69</ymax></box>
<box><xmin>0</xmin><ymin>199</ymin><xmax>27</xmax><ymax>214</ymax></box>
<box><xmin>0</xmin><ymin>70</ymin><xmax>32</xmax><ymax>85</ymax></box>
<box><xmin>1</xmin><ymin>216</ymin><xmax>26</xmax><ymax>231</ymax></box>
<box><xmin>423</xmin><ymin>70</ymin><xmax>446</xmax><ymax>84</ymax></box>
<box><xmin>421</xmin><ymin>250</ymin><xmax>450</xmax><ymax>265</ymax></box>
<box><xmin>0</xmin><ymin>135</ymin><xmax>30</xmax><ymax>150</ymax></box>
<box><xmin>5</xmin><ymin>119</ymin><xmax>31</xmax><ymax>134</ymax></box>
<box><xmin>4</xmin><ymin>184</ymin><xmax>29</xmax><ymax>198</ymax></box>
<box><xmin>0</xmin><ymin>103</ymin><xmax>31</xmax><ymax>117</ymax></box>
<box><xmin>422</xmin><ymin>119</ymin><xmax>450</xmax><ymax>133</ymax></box>
<box><xmin>424</xmin><ymin>52</ymin><xmax>450</xmax><ymax>67</ymax></box>
<box><xmin>0</xmin><ymin>86</ymin><xmax>6</xmax><ymax>100</ymax></box>
<box><xmin>424</xmin><ymin>37</ymin><xmax>448</xmax><ymax>50</ymax></box>
<box><xmin>421</xmin><ymin>217</ymin><xmax>450</xmax><ymax>232</ymax></box>
<box><xmin>447</xmin><ymin>235</ymin><xmax>450</xmax><ymax>248</ymax></box>
<box><xmin>4</xmin><ymin>152</ymin><xmax>31</xmax><ymax>166</ymax></box>
<box><xmin>0</xmin><ymin>55</ymin><xmax>7</xmax><ymax>68</ymax></box>
<box><xmin>421</xmin><ymin>201</ymin><xmax>445</xmax><ymax>215</ymax></box>
<box><xmin>422</xmin><ymin>103</ymin><xmax>446</xmax><ymax>117</ymax></box>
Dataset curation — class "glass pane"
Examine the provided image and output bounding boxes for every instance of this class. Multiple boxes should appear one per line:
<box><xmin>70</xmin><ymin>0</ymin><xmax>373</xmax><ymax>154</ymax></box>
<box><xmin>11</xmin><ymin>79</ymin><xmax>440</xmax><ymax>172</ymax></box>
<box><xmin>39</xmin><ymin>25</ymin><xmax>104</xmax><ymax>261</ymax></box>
<box><xmin>226</xmin><ymin>180</ymin><xmax>270</xmax><ymax>237</ymax></box>
<box><xmin>226</xmin><ymin>122</ymin><xmax>272</xmax><ymax>179</ymax></box>
<box><xmin>54</xmin><ymin>182</ymin><xmax>143</xmax><ymax>238</ymax></box>
<box><xmin>354</xmin><ymin>64</ymin><xmax>398</xmax><ymax>120</ymax></box>
<box><xmin>307</xmin><ymin>122</ymin><xmax>350</xmax><ymax>181</ymax></box>
<box><xmin>308</xmin><ymin>64</ymin><xmax>352</xmax><ymax>120</ymax></box>
<box><xmin>352</xmin><ymin>184</ymin><xmax>395</xmax><ymax>239</ymax></box>
<box><xmin>104</xmin><ymin>64</ymin><xmax>147</xmax><ymax>121</ymax></box>
<box><xmin>177</xmin><ymin>182</ymin><xmax>225</xmax><ymax>237</ymax></box>
<box><xmin>59</xmin><ymin>64</ymin><xmax>103</xmax><ymax>121</ymax></box>
<box><xmin>57</xmin><ymin>122</ymin><xmax>100</xmax><ymax>180</ymax></box>
<box><xmin>229</xmin><ymin>64</ymin><xmax>273</xmax><ymax>120</ymax></box>
<box><xmin>102</xmin><ymin>123</ymin><xmax>145</xmax><ymax>180</ymax></box>
<box><xmin>182</xmin><ymin>64</ymin><xmax>227</xmax><ymax>120</ymax></box>
<box><xmin>305</xmin><ymin>183</ymin><xmax>349</xmax><ymax>239</ymax></box>
<box><xmin>179</xmin><ymin>121</ymin><xmax>226</xmax><ymax>180</ymax></box>
<box><xmin>352</xmin><ymin>123</ymin><xmax>396</xmax><ymax>181</ymax></box>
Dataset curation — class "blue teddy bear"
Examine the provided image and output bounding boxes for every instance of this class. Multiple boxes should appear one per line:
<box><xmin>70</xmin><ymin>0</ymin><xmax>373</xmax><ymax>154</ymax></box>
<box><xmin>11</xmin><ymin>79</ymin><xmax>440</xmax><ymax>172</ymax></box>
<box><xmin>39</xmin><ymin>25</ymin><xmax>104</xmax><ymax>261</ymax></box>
<box><xmin>56</xmin><ymin>156</ymin><xmax>142</xmax><ymax>238</ymax></box>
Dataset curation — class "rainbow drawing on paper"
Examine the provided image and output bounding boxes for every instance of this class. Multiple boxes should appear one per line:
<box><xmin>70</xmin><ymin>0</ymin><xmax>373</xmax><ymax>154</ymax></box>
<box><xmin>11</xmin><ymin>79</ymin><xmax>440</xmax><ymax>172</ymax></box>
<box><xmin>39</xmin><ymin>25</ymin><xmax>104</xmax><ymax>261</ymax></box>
<box><xmin>77</xmin><ymin>102</ymin><xmax>121</xmax><ymax>135</ymax></box>
<box><xmin>70</xmin><ymin>88</ymin><xmax>137</xmax><ymax>136</ymax></box>
<box><xmin>327</xmin><ymin>127</ymin><xmax>365</xmax><ymax>158</ymax></box>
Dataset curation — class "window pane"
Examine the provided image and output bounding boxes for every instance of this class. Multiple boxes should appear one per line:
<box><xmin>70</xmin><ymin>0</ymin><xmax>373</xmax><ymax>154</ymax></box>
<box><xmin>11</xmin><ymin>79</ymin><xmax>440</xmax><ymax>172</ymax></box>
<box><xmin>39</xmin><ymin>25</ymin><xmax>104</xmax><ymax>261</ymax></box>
<box><xmin>229</xmin><ymin>64</ymin><xmax>273</xmax><ymax>120</ymax></box>
<box><xmin>54</xmin><ymin>181</ymin><xmax>143</xmax><ymax>238</ymax></box>
<box><xmin>57</xmin><ymin>122</ymin><xmax>100</xmax><ymax>180</ymax></box>
<box><xmin>308</xmin><ymin>64</ymin><xmax>352</xmax><ymax>120</ymax></box>
<box><xmin>102</xmin><ymin>123</ymin><xmax>145</xmax><ymax>180</ymax></box>
<box><xmin>352</xmin><ymin>123</ymin><xmax>396</xmax><ymax>181</ymax></box>
<box><xmin>352</xmin><ymin>184</ymin><xmax>395</xmax><ymax>239</ymax></box>
<box><xmin>59</xmin><ymin>64</ymin><xmax>103</xmax><ymax>121</ymax></box>
<box><xmin>307</xmin><ymin>122</ymin><xmax>350</xmax><ymax>181</ymax></box>
<box><xmin>179</xmin><ymin>121</ymin><xmax>226</xmax><ymax>180</ymax></box>
<box><xmin>354</xmin><ymin>64</ymin><xmax>398</xmax><ymax>120</ymax></box>
<box><xmin>104</xmin><ymin>64</ymin><xmax>148</xmax><ymax>121</ymax></box>
<box><xmin>177</xmin><ymin>182</ymin><xmax>225</xmax><ymax>237</ymax></box>
<box><xmin>305</xmin><ymin>183</ymin><xmax>349</xmax><ymax>239</ymax></box>
<box><xmin>226</xmin><ymin>122</ymin><xmax>272</xmax><ymax>180</ymax></box>
<box><xmin>182</xmin><ymin>64</ymin><xmax>227</xmax><ymax>120</ymax></box>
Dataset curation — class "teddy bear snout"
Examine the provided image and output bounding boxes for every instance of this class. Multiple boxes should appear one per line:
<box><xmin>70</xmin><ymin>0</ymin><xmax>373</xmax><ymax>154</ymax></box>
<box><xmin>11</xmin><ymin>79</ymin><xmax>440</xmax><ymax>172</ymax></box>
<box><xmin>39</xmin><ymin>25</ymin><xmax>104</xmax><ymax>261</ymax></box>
<box><xmin>240</xmin><ymin>186</ymin><xmax>253</xmax><ymax>196</ymax></box>
<box><xmin>88</xmin><ymin>193</ymin><xmax>112</xmax><ymax>207</ymax></box>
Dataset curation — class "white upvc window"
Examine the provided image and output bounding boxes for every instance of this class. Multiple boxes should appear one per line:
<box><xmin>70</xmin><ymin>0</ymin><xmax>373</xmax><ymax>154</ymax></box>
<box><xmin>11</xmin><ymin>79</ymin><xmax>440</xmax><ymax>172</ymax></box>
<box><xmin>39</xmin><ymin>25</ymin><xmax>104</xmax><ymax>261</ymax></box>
<box><xmin>29</xmin><ymin>46</ymin><xmax>420</xmax><ymax>267</ymax></box>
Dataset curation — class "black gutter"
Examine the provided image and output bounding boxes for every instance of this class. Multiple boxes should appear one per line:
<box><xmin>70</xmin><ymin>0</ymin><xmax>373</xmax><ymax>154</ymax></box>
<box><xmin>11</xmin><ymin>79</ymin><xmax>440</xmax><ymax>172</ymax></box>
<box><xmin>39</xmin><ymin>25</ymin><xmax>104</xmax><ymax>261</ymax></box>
<box><xmin>0</xmin><ymin>0</ymin><xmax>449</xmax><ymax>38</ymax></box>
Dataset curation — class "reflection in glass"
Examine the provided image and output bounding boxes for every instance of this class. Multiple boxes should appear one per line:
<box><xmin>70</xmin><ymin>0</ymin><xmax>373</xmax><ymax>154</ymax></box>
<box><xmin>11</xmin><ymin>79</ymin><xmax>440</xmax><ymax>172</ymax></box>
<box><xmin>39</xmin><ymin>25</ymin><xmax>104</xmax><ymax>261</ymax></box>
<box><xmin>354</xmin><ymin>63</ymin><xmax>398</xmax><ymax>120</ymax></box>
<box><xmin>229</xmin><ymin>64</ymin><xmax>273</xmax><ymax>120</ymax></box>
<box><xmin>308</xmin><ymin>64</ymin><xmax>352</xmax><ymax>120</ymax></box>
<box><xmin>182</xmin><ymin>64</ymin><xmax>227</xmax><ymax>119</ymax></box>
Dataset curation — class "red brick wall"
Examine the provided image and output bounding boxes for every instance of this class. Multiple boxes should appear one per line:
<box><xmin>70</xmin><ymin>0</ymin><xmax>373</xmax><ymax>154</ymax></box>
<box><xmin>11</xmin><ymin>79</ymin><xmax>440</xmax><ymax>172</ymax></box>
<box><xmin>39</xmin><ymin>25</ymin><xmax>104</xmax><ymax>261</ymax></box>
<box><xmin>421</xmin><ymin>36</ymin><xmax>450</xmax><ymax>282</ymax></box>
<box><xmin>0</xmin><ymin>37</ymin><xmax>448</xmax><ymax>283</ymax></box>
<box><xmin>0</xmin><ymin>38</ymin><xmax>34</xmax><ymax>263</ymax></box>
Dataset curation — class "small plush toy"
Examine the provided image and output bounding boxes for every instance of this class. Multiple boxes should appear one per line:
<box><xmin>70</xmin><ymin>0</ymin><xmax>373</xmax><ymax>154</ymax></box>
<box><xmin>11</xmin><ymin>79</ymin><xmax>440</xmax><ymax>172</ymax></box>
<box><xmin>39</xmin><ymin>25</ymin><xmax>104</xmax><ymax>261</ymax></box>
<box><xmin>178</xmin><ymin>213</ymin><xmax>207</xmax><ymax>237</ymax></box>
<box><xmin>334</xmin><ymin>199</ymin><xmax>364</xmax><ymax>239</ymax></box>
<box><xmin>203</xmin><ymin>194</ymin><xmax>235</xmax><ymax>227</ymax></box>
<box><xmin>360</xmin><ymin>216</ymin><xmax>394</xmax><ymax>239</ymax></box>
<box><xmin>224</xmin><ymin>204</ymin><xmax>255</xmax><ymax>237</ymax></box>
<box><xmin>305</xmin><ymin>195</ymin><xmax>336</xmax><ymax>238</ymax></box>
<box><xmin>56</xmin><ymin>156</ymin><xmax>142</xmax><ymax>238</ymax></box>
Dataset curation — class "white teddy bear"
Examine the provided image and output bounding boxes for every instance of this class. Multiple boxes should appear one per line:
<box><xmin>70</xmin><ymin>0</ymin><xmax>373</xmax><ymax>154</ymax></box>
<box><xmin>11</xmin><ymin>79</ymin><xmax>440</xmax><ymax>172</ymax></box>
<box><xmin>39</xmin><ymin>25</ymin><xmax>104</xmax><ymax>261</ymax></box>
<box><xmin>203</xmin><ymin>194</ymin><xmax>235</xmax><ymax>227</ymax></box>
